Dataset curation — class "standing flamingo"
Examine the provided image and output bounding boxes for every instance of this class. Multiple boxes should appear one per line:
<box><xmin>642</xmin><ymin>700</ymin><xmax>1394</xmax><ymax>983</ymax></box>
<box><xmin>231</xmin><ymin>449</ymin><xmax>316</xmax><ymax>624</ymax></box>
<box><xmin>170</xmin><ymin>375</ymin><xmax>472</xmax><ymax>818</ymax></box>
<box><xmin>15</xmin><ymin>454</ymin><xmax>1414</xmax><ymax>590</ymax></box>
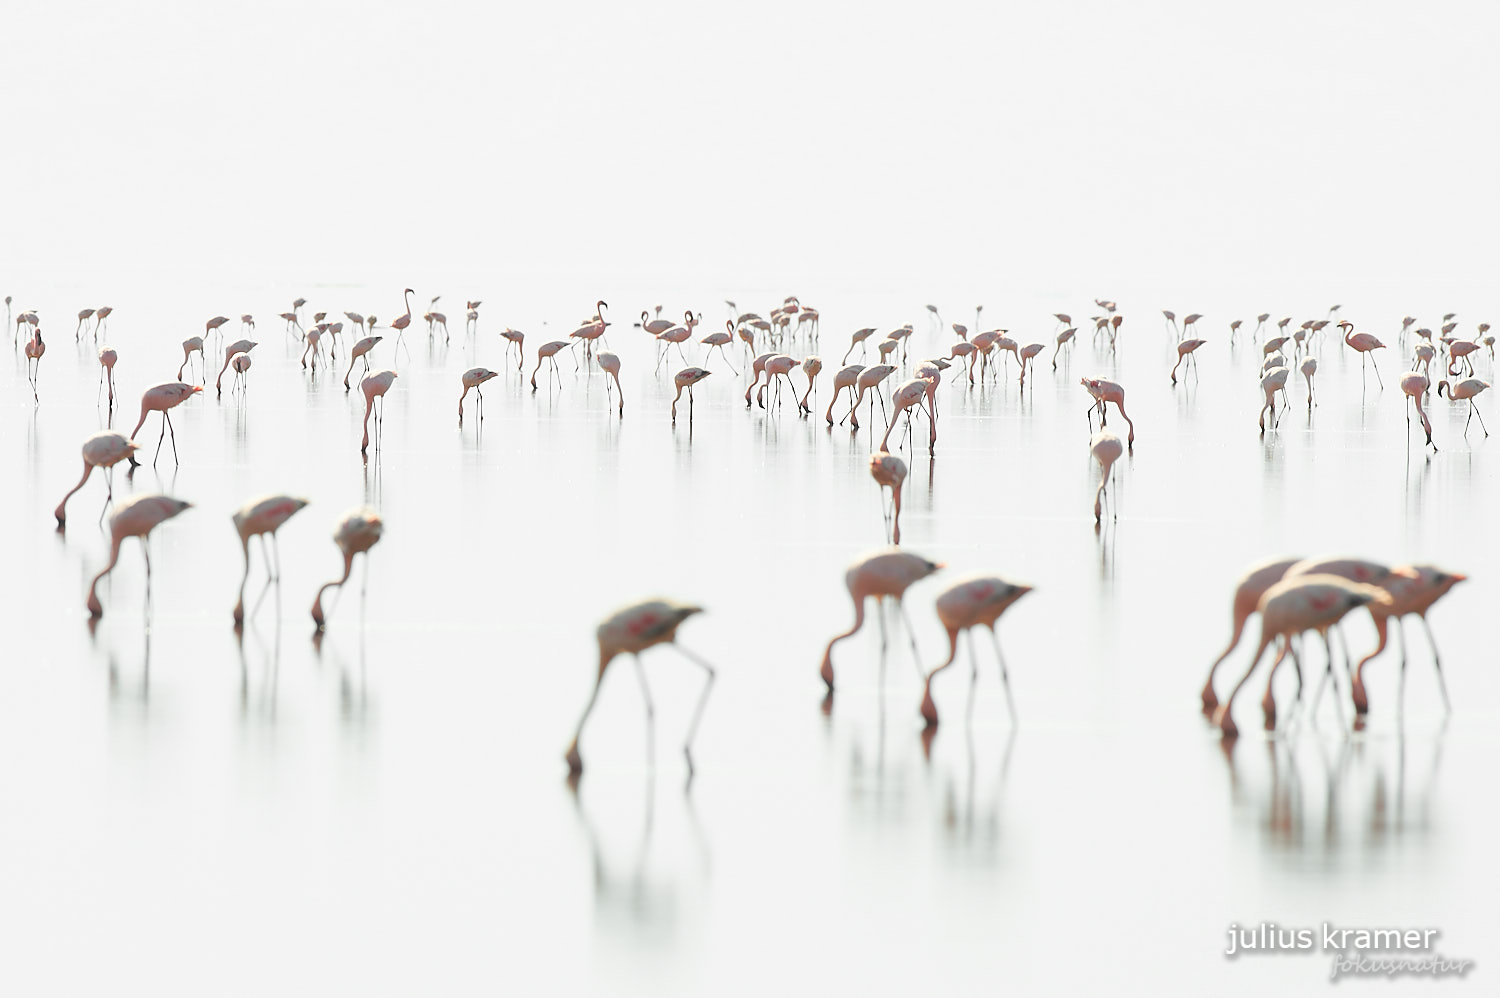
<box><xmin>86</xmin><ymin>495</ymin><xmax>193</xmax><ymax>618</ymax></box>
<box><xmin>826</xmin><ymin>364</ymin><xmax>863</xmax><ymax>424</ymax></box>
<box><xmin>1400</xmin><ymin>371</ymin><xmax>1437</xmax><ymax>450</ymax></box>
<box><xmin>598</xmin><ymin>351</ymin><xmax>624</xmax><ymax>415</ymax></box>
<box><xmin>798</xmin><ymin>356</ymin><xmax>822</xmax><ymax>412</ymax></box>
<box><xmin>231</xmin><ymin>495</ymin><xmax>310</xmax><ymax>624</ymax></box>
<box><xmin>360</xmin><ymin>371</ymin><xmax>398</xmax><ymax>453</ymax></box>
<box><xmin>700</xmin><ymin>321</ymin><xmax>739</xmax><ymax>373</ymax></box>
<box><xmin>23</xmin><ymin>328</ymin><xmax>45</xmax><ymax>401</ymax></box>
<box><xmin>1340</xmin><ymin>321</ymin><xmax>1386</xmax><ymax>386</ymax></box>
<box><xmin>310</xmin><ymin>507</ymin><xmax>384</xmax><ymax>628</ymax></box>
<box><xmin>1170</xmin><ymin>339</ymin><xmax>1206</xmax><ymax>384</ymax></box>
<box><xmin>53</xmin><ymin>431</ymin><xmax>139</xmax><ymax>527</ymax></box>
<box><xmin>1350</xmin><ymin>565</ymin><xmax>1464</xmax><ymax>718</ymax></box>
<box><xmin>97</xmin><ymin>346</ymin><xmax>118</xmax><ymax>405</ymax></box>
<box><xmin>458</xmin><ymin>368</ymin><xmax>500</xmax><ymax>423</ymax></box>
<box><xmin>869</xmin><ymin>450</ymin><xmax>907</xmax><ymax>544</ymax></box>
<box><xmin>879</xmin><ymin>379</ymin><xmax>929</xmax><ymax>452</ymax></box>
<box><xmin>758</xmin><ymin>354</ymin><xmax>800</xmax><ymax>410</ymax></box>
<box><xmin>500</xmin><ymin>329</ymin><xmax>525</xmax><ymax>370</ymax></box>
<box><xmin>671</xmin><ymin>367</ymin><xmax>711</xmax><ymax>424</ymax></box>
<box><xmin>94</xmin><ymin>305</ymin><xmax>113</xmax><ymax>337</ymax></box>
<box><xmin>819</xmin><ymin>549</ymin><xmax>943</xmax><ymax>691</ymax></box>
<box><xmin>847</xmin><ymin>364</ymin><xmax>897</xmax><ymax>429</ymax></box>
<box><xmin>1437</xmin><ymin>378</ymin><xmax>1490</xmax><ymax>436</ymax></box>
<box><xmin>1300</xmin><ymin>357</ymin><xmax>1318</xmax><ymax>408</ymax></box>
<box><xmin>389</xmin><ymin>287</ymin><xmax>415</xmax><ymax>355</ymax></box>
<box><xmin>1080</xmin><ymin>377</ymin><xmax>1136</xmax><ymax>446</ymax></box>
<box><xmin>842</xmin><ymin>327</ymin><xmax>877</xmax><ymax>363</ymax></box>
<box><xmin>564</xmin><ymin>598</ymin><xmax>716</xmax><ymax>776</ymax></box>
<box><xmin>215</xmin><ymin>339</ymin><xmax>257</xmax><ymax>396</ymax></box>
<box><xmin>131</xmin><ymin>382</ymin><xmax>202</xmax><ymax>466</ymax></box>
<box><xmin>344</xmin><ymin>335</ymin><xmax>382</xmax><ymax>389</ymax></box>
<box><xmin>1258</xmin><ymin>366</ymin><xmax>1291</xmax><ymax>434</ymax></box>
<box><xmin>1199</xmin><ymin>557</ymin><xmax>1302</xmax><ymax>713</ymax></box>
<box><xmin>179</xmin><ymin>336</ymin><xmax>204</xmax><ymax>382</ymax></box>
<box><xmin>75</xmin><ymin>308</ymin><xmax>96</xmax><ymax>340</ymax></box>
<box><xmin>531</xmin><ymin>340</ymin><xmax>574</xmax><ymax>390</ymax></box>
<box><xmin>918</xmin><ymin>575</ymin><xmax>1033</xmax><ymax>727</ymax></box>
<box><xmin>1090</xmin><ymin>431</ymin><xmax>1123</xmax><ymax>523</ymax></box>
<box><xmin>229</xmin><ymin>353</ymin><xmax>253</xmax><ymax>392</ymax></box>
<box><xmin>1212</xmin><ymin>576</ymin><xmax>1386</xmax><ymax>737</ymax></box>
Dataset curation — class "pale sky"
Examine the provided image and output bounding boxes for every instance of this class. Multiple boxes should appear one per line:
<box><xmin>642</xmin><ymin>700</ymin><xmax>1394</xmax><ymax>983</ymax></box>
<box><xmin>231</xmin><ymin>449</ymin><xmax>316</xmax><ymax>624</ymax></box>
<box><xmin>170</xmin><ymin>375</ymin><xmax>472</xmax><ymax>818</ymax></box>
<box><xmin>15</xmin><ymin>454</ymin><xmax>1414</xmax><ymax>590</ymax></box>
<box><xmin>6</xmin><ymin>0</ymin><xmax>1497</xmax><ymax>299</ymax></box>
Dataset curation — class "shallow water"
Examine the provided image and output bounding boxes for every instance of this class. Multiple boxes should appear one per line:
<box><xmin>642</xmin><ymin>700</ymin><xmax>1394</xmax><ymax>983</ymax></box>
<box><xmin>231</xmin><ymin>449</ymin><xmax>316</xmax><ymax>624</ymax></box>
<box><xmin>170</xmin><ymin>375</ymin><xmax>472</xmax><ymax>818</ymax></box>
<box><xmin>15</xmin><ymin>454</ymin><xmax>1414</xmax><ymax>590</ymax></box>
<box><xmin>2</xmin><ymin>283</ymin><xmax>1495</xmax><ymax>994</ymax></box>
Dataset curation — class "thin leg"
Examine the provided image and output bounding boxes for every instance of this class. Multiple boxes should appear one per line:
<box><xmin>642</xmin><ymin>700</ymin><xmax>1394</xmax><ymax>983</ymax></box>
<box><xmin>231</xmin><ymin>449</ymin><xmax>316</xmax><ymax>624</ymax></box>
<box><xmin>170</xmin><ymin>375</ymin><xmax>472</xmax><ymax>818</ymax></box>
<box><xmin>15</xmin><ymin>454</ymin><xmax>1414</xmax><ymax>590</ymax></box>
<box><xmin>897</xmin><ymin>601</ymin><xmax>924</xmax><ymax>682</ymax></box>
<box><xmin>632</xmin><ymin>654</ymin><xmax>655</xmax><ymax>765</ymax></box>
<box><xmin>987</xmin><ymin>626</ymin><xmax>1018</xmax><ymax>722</ymax></box>
<box><xmin>1419</xmin><ymin>615</ymin><xmax>1452</xmax><ymax>714</ymax></box>
<box><xmin>675</xmin><ymin>645</ymin><xmax>716</xmax><ymax>774</ymax></box>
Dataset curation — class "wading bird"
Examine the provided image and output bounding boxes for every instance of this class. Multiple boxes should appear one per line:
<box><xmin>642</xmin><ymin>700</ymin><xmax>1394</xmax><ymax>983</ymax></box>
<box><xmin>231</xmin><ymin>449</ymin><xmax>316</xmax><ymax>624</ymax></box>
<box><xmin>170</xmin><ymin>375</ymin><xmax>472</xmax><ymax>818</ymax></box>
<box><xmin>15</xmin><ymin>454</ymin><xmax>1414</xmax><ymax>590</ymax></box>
<box><xmin>868</xmin><ymin>450</ymin><xmax>907</xmax><ymax>544</ymax></box>
<box><xmin>97</xmin><ymin>346</ymin><xmax>118</xmax><ymax>405</ymax></box>
<box><xmin>1171</xmin><ymin>339</ymin><xmax>1205</xmax><ymax>383</ymax></box>
<box><xmin>1199</xmin><ymin>557</ymin><xmax>1302</xmax><ymax>713</ymax></box>
<box><xmin>1400</xmin><ymin>371</ymin><xmax>1437</xmax><ymax>450</ymax></box>
<box><xmin>1350</xmin><ymin>565</ymin><xmax>1464</xmax><ymax>718</ymax></box>
<box><xmin>531</xmin><ymin>340</ymin><xmax>573</xmax><ymax>390</ymax></box>
<box><xmin>344</xmin><ymin>335</ymin><xmax>382</xmax><ymax>389</ymax></box>
<box><xmin>131</xmin><ymin>382</ymin><xmax>202</xmax><ymax>466</ymax></box>
<box><xmin>827</xmin><ymin>364</ymin><xmax>863</xmax><ymax>424</ymax></box>
<box><xmin>231</xmin><ymin>494</ymin><xmax>309</xmax><ymax>624</ymax></box>
<box><xmin>86</xmin><ymin>495</ymin><xmax>193</xmax><ymax>618</ymax></box>
<box><xmin>818</xmin><ymin>549</ymin><xmax>943</xmax><ymax>691</ymax></box>
<box><xmin>458</xmin><ymin>367</ymin><xmax>499</xmax><ymax>423</ymax></box>
<box><xmin>179</xmin><ymin>336</ymin><xmax>204</xmax><ymax>382</ymax></box>
<box><xmin>1437</xmin><ymin>378</ymin><xmax>1489</xmax><ymax>436</ymax></box>
<box><xmin>360</xmin><ymin>370</ymin><xmax>398</xmax><ymax>453</ymax></box>
<box><xmin>1090</xmin><ymin>431</ymin><xmax>1123</xmax><ymax>523</ymax></box>
<box><xmin>564</xmin><ymin>598</ymin><xmax>716</xmax><ymax>776</ymax></box>
<box><xmin>1258</xmin><ymin>366</ymin><xmax>1290</xmax><ymax>434</ymax></box>
<box><xmin>215</xmin><ymin>339</ymin><xmax>257</xmax><ymax>396</ymax></box>
<box><xmin>1080</xmin><ymin>377</ymin><xmax>1136</xmax><ymax>446</ymax></box>
<box><xmin>1340</xmin><ymin>321</ymin><xmax>1385</xmax><ymax>387</ymax></box>
<box><xmin>918</xmin><ymin>575</ymin><xmax>1032</xmax><ymax>727</ymax></box>
<box><xmin>53</xmin><ymin>431</ymin><xmax>139</xmax><ymax>527</ymax></box>
<box><xmin>598</xmin><ymin>351</ymin><xmax>624</xmax><ymax>415</ymax></box>
<box><xmin>672</xmin><ymin>367</ymin><xmax>711</xmax><ymax>424</ymax></box>
<box><xmin>310</xmin><ymin>507</ymin><xmax>384</xmax><ymax>628</ymax></box>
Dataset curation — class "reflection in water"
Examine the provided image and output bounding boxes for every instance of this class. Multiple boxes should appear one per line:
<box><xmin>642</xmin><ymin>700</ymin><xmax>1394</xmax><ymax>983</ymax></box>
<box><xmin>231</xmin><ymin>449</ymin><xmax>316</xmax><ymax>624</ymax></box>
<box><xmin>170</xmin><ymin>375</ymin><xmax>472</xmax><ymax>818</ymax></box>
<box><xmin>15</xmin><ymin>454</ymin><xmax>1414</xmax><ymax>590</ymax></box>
<box><xmin>236</xmin><ymin>614</ymin><xmax>281</xmax><ymax>729</ymax></box>
<box><xmin>1220</xmin><ymin>728</ymin><xmax>1446</xmax><ymax>859</ymax></box>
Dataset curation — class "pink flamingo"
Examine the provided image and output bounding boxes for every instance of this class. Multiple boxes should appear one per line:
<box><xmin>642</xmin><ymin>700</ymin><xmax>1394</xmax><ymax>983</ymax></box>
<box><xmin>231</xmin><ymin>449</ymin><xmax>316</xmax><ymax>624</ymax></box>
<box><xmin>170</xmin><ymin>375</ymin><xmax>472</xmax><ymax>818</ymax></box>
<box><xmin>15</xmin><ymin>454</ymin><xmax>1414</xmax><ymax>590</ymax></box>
<box><xmin>950</xmin><ymin>340</ymin><xmax>978</xmax><ymax>381</ymax></box>
<box><xmin>1438</xmin><ymin>378</ymin><xmax>1490</xmax><ymax>436</ymax></box>
<box><xmin>598</xmin><ymin>351</ymin><xmax>624</xmax><ymax>415</ymax></box>
<box><xmin>700</xmin><ymin>321</ymin><xmax>739</xmax><ymax>373</ymax></box>
<box><xmin>1340</xmin><ymin>321</ymin><xmax>1385</xmax><ymax>386</ymax></box>
<box><xmin>86</xmin><ymin>495</ymin><xmax>193</xmax><ymax>618</ymax></box>
<box><xmin>1199</xmin><ymin>556</ymin><xmax>1302</xmax><ymax>713</ymax></box>
<box><xmin>1080</xmin><ymin>377</ymin><xmax>1135</xmax><ymax>446</ymax></box>
<box><xmin>672</xmin><ymin>367</ymin><xmax>711</xmax><ymax>424</ymax></box>
<box><xmin>388</xmin><ymin>288</ymin><xmax>415</xmax><ymax>355</ymax></box>
<box><xmin>1400</xmin><ymin>371</ymin><xmax>1436</xmax><ymax>450</ymax></box>
<box><xmin>206</xmin><ymin>315</ymin><xmax>230</xmax><ymax>339</ymax></box>
<box><xmin>360</xmin><ymin>371</ymin><xmax>398</xmax><ymax>452</ymax></box>
<box><xmin>846</xmin><ymin>364</ymin><xmax>897</xmax><ymax>429</ymax></box>
<box><xmin>310</xmin><ymin>507</ymin><xmax>384</xmax><ymax>628</ymax></box>
<box><xmin>1050</xmin><ymin>327</ymin><xmax>1076</xmax><ymax>371</ymax></box>
<box><xmin>1171</xmin><ymin>339</ymin><xmax>1206</xmax><ymax>383</ymax></box>
<box><xmin>826</xmin><ymin>364</ymin><xmax>863</xmax><ymax>424</ymax></box>
<box><xmin>232</xmin><ymin>494</ymin><xmax>310</xmax><ymax>624</ymax></box>
<box><xmin>229</xmin><ymin>353</ymin><xmax>253</xmax><ymax>392</ymax></box>
<box><xmin>215</xmin><ymin>339</ymin><xmax>257</xmax><ymax>396</ymax></box>
<box><xmin>53</xmin><ymin>431</ymin><xmax>139</xmax><ymax>527</ymax></box>
<box><xmin>75</xmin><ymin>307</ymin><xmax>96</xmax><ymax>340</ymax></box>
<box><xmin>23</xmin><ymin>328</ymin><xmax>44</xmax><ymax>401</ymax></box>
<box><xmin>500</xmin><ymin>328</ymin><xmax>525</xmax><ymax>370</ymax></box>
<box><xmin>458</xmin><ymin>367</ymin><xmax>500</xmax><ymax>422</ymax></box>
<box><xmin>344</xmin><ymin>335</ymin><xmax>382</xmax><ymax>389</ymax></box>
<box><xmin>1212</xmin><ymin>576</ymin><xmax>1387</xmax><ymax>737</ymax></box>
<box><xmin>131</xmin><ymin>382</ymin><xmax>202</xmax><ymax>466</ymax></box>
<box><xmin>1300</xmin><ymin>357</ymin><xmax>1318</xmax><ymax>408</ymax></box>
<box><xmin>1090</xmin><ymin>430</ymin><xmax>1123</xmax><ymax>523</ymax></box>
<box><xmin>1018</xmin><ymin>343</ymin><xmax>1044</xmax><ymax>386</ymax></box>
<box><xmin>1258</xmin><ymin>366</ymin><xmax>1290</xmax><ymax>434</ymax></box>
<box><xmin>531</xmin><ymin>340</ymin><xmax>574</xmax><ymax>390</ymax></box>
<box><xmin>97</xmin><ymin>346</ymin><xmax>118</xmax><ymax>405</ymax></box>
<box><xmin>818</xmin><ymin>549</ymin><xmax>944</xmax><ymax>691</ymax></box>
<box><xmin>880</xmin><ymin>378</ymin><xmax>929</xmax><ymax>452</ymax></box>
<box><xmin>179</xmin><ymin>336</ymin><xmax>204</xmax><ymax>382</ymax></box>
<box><xmin>564</xmin><ymin>598</ymin><xmax>716</xmax><ymax>776</ymax></box>
<box><xmin>799</xmin><ymin>356</ymin><xmax>822</xmax><ymax>411</ymax></box>
<box><xmin>918</xmin><ymin>575</ymin><xmax>1033</xmax><ymax>727</ymax></box>
<box><xmin>869</xmin><ymin>450</ymin><xmax>907</xmax><ymax>543</ymax></box>
<box><xmin>1350</xmin><ymin>565</ymin><xmax>1464</xmax><ymax>718</ymax></box>
<box><xmin>842</xmin><ymin>327</ymin><xmax>877</xmax><ymax>363</ymax></box>
<box><xmin>743</xmin><ymin>352</ymin><xmax>774</xmax><ymax>406</ymax></box>
<box><xmin>758</xmin><ymin>354</ymin><xmax>800</xmax><ymax>410</ymax></box>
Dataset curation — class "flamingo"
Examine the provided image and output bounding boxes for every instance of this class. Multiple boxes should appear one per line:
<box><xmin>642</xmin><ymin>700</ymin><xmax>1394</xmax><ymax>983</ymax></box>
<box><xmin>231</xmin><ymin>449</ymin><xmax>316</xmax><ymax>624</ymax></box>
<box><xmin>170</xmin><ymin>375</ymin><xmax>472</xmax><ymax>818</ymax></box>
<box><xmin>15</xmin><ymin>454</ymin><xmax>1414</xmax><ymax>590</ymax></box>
<box><xmin>205</xmin><ymin>315</ymin><xmax>230</xmax><ymax>340</ymax></box>
<box><xmin>847</xmin><ymin>364</ymin><xmax>897</xmax><ymax>429</ymax></box>
<box><xmin>231</xmin><ymin>495</ymin><xmax>310</xmax><ymax>624</ymax></box>
<box><xmin>1162</xmin><ymin>310</ymin><xmax>1179</xmax><ymax>337</ymax></box>
<box><xmin>879</xmin><ymin>379</ymin><xmax>929</xmax><ymax>452</ymax></box>
<box><xmin>360</xmin><ymin>371</ymin><xmax>398</xmax><ymax>452</ymax></box>
<box><xmin>653</xmin><ymin>320</ymin><xmax>693</xmax><ymax>373</ymax></box>
<box><xmin>310</xmin><ymin>507</ymin><xmax>384</xmax><ymax>628</ymax></box>
<box><xmin>531</xmin><ymin>340</ymin><xmax>574</xmax><ymax>390</ymax></box>
<box><xmin>1090</xmin><ymin>431</ymin><xmax>1123</xmax><ymax>523</ymax></box>
<box><xmin>279</xmin><ymin>312</ymin><xmax>304</xmax><ymax>339</ymax></box>
<box><xmin>818</xmin><ymin>549</ymin><xmax>944</xmax><ymax>692</ymax></box>
<box><xmin>640</xmin><ymin>310</ymin><xmax>674</xmax><ymax>337</ymax></box>
<box><xmin>215</xmin><ymin>339</ymin><xmax>257</xmax><ymax>396</ymax></box>
<box><xmin>1340</xmin><ymin>321</ymin><xmax>1385</xmax><ymax>386</ymax></box>
<box><xmin>458</xmin><ymin>368</ymin><xmax>500</xmax><ymax>423</ymax></box>
<box><xmin>241</xmin><ymin>314</ymin><xmax>256</xmax><ymax>333</ymax></box>
<box><xmin>798</xmin><ymin>356</ymin><xmax>822</xmax><ymax>411</ymax></box>
<box><xmin>94</xmin><ymin>305</ymin><xmax>112</xmax><ymax>336</ymax></box>
<box><xmin>1046</xmin><ymin>328</ymin><xmax>1075</xmax><ymax>372</ymax></box>
<box><xmin>757</xmin><ymin>354</ymin><xmax>800</xmax><ymax>410</ymax></box>
<box><xmin>563</xmin><ymin>598</ymin><xmax>716</xmax><ymax>777</ymax></box>
<box><xmin>913</xmin><ymin>360</ymin><xmax>943</xmax><ymax>454</ymax></box>
<box><xmin>97</xmin><ymin>346</ymin><xmax>118</xmax><ymax>405</ymax></box>
<box><xmin>1080</xmin><ymin>377</ymin><xmax>1136</xmax><ymax>446</ymax></box>
<box><xmin>743</xmin><ymin>352</ymin><xmax>774</xmax><ymax>406</ymax></box>
<box><xmin>918</xmin><ymin>575</ymin><xmax>1033</xmax><ymax>728</ymax></box>
<box><xmin>951</xmin><ymin>323</ymin><xmax>969</xmax><ymax>340</ymax></box>
<box><xmin>178</xmin><ymin>336</ymin><xmax>204</xmax><ymax>382</ymax></box>
<box><xmin>868</xmin><ymin>450</ymin><xmax>907</xmax><ymax>544</ymax></box>
<box><xmin>500</xmin><ymin>328</ymin><xmax>525</xmax><ymax>370</ymax></box>
<box><xmin>389</xmin><ymin>287</ymin><xmax>415</xmax><ymax>354</ymax></box>
<box><xmin>344</xmin><ymin>335</ymin><xmax>382</xmax><ymax>389</ymax></box>
<box><xmin>1300</xmin><ymin>357</ymin><xmax>1318</xmax><ymax>408</ymax></box>
<box><xmin>598</xmin><ymin>351</ymin><xmax>624</xmax><ymax>415</ymax></box>
<box><xmin>1171</xmin><ymin>339</ymin><xmax>1206</xmax><ymax>383</ymax></box>
<box><xmin>131</xmin><ymin>382</ymin><xmax>202</xmax><ymax>466</ymax></box>
<box><xmin>23</xmin><ymin>328</ymin><xmax>44</xmax><ymax>401</ymax></box>
<box><xmin>950</xmin><ymin>340</ymin><xmax>978</xmax><ymax>381</ymax></box>
<box><xmin>1447</xmin><ymin>339</ymin><xmax>1480</xmax><ymax>377</ymax></box>
<box><xmin>230</xmin><ymin>353</ymin><xmax>253</xmax><ymax>392</ymax></box>
<box><xmin>1400</xmin><ymin>371</ymin><xmax>1437</xmax><ymax>450</ymax></box>
<box><xmin>1437</xmin><ymin>378</ymin><xmax>1490</xmax><ymax>436</ymax></box>
<box><xmin>343</xmin><ymin>311</ymin><xmax>365</xmax><ymax>335</ymax></box>
<box><xmin>1199</xmin><ymin>557</ymin><xmax>1302</xmax><ymax>713</ymax></box>
<box><xmin>85</xmin><ymin>494</ymin><xmax>193</xmax><ymax>618</ymax></box>
<box><xmin>1258</xmin><ymin>366</ymin><xmax>1290</xmax><ymax>434</ymax></box>
<box><xmin>300</xmin><ymin>326</ymin><xmax>325</xmax><ymax>370</ymax></box>
<box><xmin>75</xmin><ymin>307</ymin><xmax>96</xmax><ymax>339</ymax></box>
<box><xmin>1253</xmin><ymin>313</ymin><xmax>1270</xmax><ymax>337</ymax></box>
<box><xmin>465</xmin><ymin>301</ymin><xmax>481</xmax><ymax>335</ymax></box>
<box><xmin>1212</xmin><ymin>575</ymin><xmax>1387</xmax><ymax>737</ymax></box>
<box><xmin>842</xmin><ymin>327</ymin><xmax>877</xmax><ymax>363</ymax></box>
<box><xmin>1350</xmin><ymin>565</ymin><xmax>1464</xmax><ymax>718</ymax></box>
<box><xmin>700</xmin><ymin>321</ymin><xmax>739</xmax><ymax>373</ymax></box>
<box><xmin>53</xmin><ymin>431</ymin><xmax>140</xmax><ymax>527</ymax></box>
<box><xmin>826</xmin><ymin>364</ymin><xmax>864</xmax><ymax>424</ymax></box>
<box><xmin>671</xmin><ymin>367</ymin><xmax>711</xmax><ymax>424</ymax></box>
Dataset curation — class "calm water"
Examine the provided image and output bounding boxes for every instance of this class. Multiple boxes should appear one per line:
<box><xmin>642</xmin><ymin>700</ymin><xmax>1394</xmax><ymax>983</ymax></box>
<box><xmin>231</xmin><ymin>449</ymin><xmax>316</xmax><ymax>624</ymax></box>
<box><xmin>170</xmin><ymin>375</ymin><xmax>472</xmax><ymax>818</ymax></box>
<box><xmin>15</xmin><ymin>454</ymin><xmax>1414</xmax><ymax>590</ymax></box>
<box><xmin>2</xmin><ymin>282</ymin><xmax>1495</xmax><ymax>995</ymax></box>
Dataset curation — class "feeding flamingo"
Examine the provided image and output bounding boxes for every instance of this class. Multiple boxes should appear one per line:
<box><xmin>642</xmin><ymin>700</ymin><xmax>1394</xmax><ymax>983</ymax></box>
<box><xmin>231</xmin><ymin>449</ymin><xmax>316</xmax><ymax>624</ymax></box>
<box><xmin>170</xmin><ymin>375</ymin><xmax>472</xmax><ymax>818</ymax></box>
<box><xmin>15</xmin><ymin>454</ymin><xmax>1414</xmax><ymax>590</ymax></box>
<box><xmin>1090</xmin><ymin>431</ymin><xmax>1123</xmax><ymax>523</ymax></box>
<box><xmin>53</xmin><ymin>431</ymin><xmax>140</xmax><ymax>527</ymax></box>
<box><xmin>1171</xmin><ymin>339</ymin><xmax>1206</xmax><ymax>384</ymax></box>
<box><xmin>818</xmin><ymin>549</ymin><xmax>944</xmax><ymax>692</ymax></box>
<box><xmin>671</xmin><ymin>367</ymin><xmax>711</xmax><ymax>424</ymax></box>
<box><xmin>458</xmin><ymin>367</ymin><xmax>500</xmax><ymax>423</ymax></box>
<box><xmin>178</xmin><ymin>336</ymin><xmax>204</xmax><ymax>382</ymax></box>
<box><xmin>531</xmin><ymin>340</ymin><xmax>575</xmax><ymax>390</ymax></box>
<box><xmin>231</xmin><ymin>494</ymin><xmax>310</xmax><ymax>624</ymax></box>
<box><xmin>1080</xmin><ymin>377</ymin><xmax>1136</xmax><ymax>446</ymax></box>
<box><xmin>215</xmin><ymin>339</ymin><xmax>257</xmax><ymax>396</ymax></box>
<box><xmin>598</xmin><ymin>351</ymin><xmax>624</xmax><ymax>415</ymax></box>
<box><xmin>868</xmin><ymin>450</ymin><xmax>907</xmax><ymax>544</ymax></box>
<box><xmin>86</xmin><ymin>494</ymin><xmax>193</xmax><ymax>619</ymax></box>
<box><xmin>1199</xmin><ymin>557</ymin><xmax>1302</xmax><ymax>713</ymax></box>
<box><xmin>826</xmin><ymin>364</ymin><xmax>864</xmax><ymax>424</ymax></box>
<box><xmin>918</xmin><ymin>575</ymin><xmax>1033</xmax><ymax>728</ymax></box>
<box><xmin>1350</xmin><ymin>565</ymin><xmax>1464</xmax><ymax>719</ymax></box>
<box><xmin>344</xmin><ymin>335</ymin><xmax>382</xmax><ymax>389</ymax></box>
<box><xmin>310</xmin><ymin>507</ymin><xmax>384</xmax><ymax>628</ymax></box>
<box><xmin>131</xmin><ymin>382</ymin><xmax>202</xmax><ymax>466</ymax></box>
<box><xmin>360</xmin><ymin>370</ymin><xmax>398</xmax><ymax>453</ymax></box>
<box><xmin>97</xmin><ymin>346</ymin><xmax>118</xmax><ymax>405</ymax></box>
<box><xmin>1400</xmin><ymin>371</ymin><xmax>1437</xmax><ymax>450</ymax></box>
